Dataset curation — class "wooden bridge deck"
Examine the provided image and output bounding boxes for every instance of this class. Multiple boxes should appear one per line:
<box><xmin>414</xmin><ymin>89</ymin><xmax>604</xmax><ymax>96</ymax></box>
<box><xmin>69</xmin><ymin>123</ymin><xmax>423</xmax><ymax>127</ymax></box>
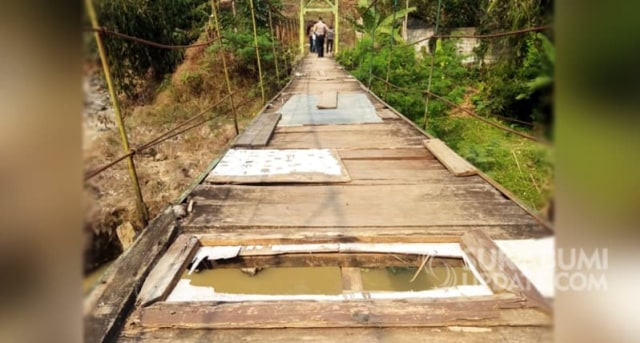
<box><xmin>85</xmin><ymin>55</ymin><xmax>553</xmax><ymax>342</ymax></box>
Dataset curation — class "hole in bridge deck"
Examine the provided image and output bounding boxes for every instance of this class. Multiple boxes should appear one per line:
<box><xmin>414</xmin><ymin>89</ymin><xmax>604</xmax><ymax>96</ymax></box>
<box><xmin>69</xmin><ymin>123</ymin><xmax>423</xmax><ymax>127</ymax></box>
<box><xmin>178</xmin><ymin>257</ymin><xmax>481</xmax><ymax>295</ymax></box>
<box><xmin>182</xmin><ymin>266</ymin><xmax>343</xmax><ymax>295</ymax></box>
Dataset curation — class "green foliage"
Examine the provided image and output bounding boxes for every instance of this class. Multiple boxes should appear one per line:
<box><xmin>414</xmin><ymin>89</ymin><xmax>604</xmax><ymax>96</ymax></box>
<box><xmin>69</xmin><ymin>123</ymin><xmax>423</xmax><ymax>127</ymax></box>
<box><xmin>337</xmin><ymin>30</ymin><xmax>553</xmax><ymax>211</ymax></box>
<box><xmin>338</xmin><ymin>38</ymin><xmax>468</xmax><ymax>125</ymax></box>
<box><xmin>429</xmin><ymin>116</ymin><xmax>553</xmax><ymax>210</ymax></box>
<box><xmin>346</xmin><ymin>0</ymin><xmax>416</xmax><ymax>45</ymax></box>
<box><xmin>94</xmin><ymin>0</ymin><xmax>210</xmax><ymax>97</ymax></box>
<box><xmin>412</xmin><ymin>0</ymin><xmax>481</xmax><ymax>28</ymax></box>
<box><xmin>474</xmin><ymin>32</ymin><xmax>554</xmax><ymax>137</ymax></box>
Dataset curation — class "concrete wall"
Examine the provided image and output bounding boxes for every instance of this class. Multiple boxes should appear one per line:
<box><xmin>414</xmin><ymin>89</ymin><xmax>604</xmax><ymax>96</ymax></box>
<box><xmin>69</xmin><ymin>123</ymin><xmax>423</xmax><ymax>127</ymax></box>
<box><xmin>405</xmin><ymin>17</ymin><xmax>494</xmax><ymax>64</ymax></box>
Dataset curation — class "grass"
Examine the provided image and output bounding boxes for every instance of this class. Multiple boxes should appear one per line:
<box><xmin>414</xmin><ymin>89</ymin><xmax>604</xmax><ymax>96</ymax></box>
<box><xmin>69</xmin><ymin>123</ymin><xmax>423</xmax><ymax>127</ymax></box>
<box><xmin>429</xmin><ymin>115</ymin><xmax>553</xmax><ymax>212</ymax></box>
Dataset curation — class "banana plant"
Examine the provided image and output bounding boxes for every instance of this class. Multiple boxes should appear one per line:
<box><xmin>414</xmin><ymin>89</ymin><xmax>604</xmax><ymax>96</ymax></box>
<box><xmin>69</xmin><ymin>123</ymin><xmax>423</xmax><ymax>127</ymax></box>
<box><xmin>346</xmin><ymin>0</ymin><xmax>416</xmax><ymax>46</ymax></box>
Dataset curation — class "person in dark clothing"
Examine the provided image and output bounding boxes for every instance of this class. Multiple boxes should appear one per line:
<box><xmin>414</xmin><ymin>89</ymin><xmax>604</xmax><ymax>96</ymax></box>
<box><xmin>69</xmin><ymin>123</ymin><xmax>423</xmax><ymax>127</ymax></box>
<box><xmin>326</xmin><ymin>25</ymin><xmax>334</xmax><ymax>54</ymax></box>
<box><xmin>306</xmin><ymin>23</ymin><xmax>315</xmax><ymax>52</ymax></box>
<box><xmin>313</xmin><ymin>17</ymin><xmax>328</xmax><ymax>57</ymax></box>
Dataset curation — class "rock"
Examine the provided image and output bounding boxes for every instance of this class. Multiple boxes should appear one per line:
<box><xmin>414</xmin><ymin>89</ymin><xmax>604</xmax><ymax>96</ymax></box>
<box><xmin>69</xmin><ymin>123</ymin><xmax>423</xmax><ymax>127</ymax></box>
<box><xmin>187</xmin><ymin>199</ymin><xmax>195</xmax><ymax>213</ymax></box>
<box><xmin>172</xmin><ymin>204</ymin><xmax>187</xmax><ymax>219</ymax></box>
<box><xmin>241</xmin><ymin>267</ymin><xmax>262</xmax><ymax>276</ymax></box>
<box><xmin>154</xmin><ymin>152</ymin><xmax>167</xmax><ymax>161</ymax></box>
<box><xmin>116</xmin><ymin>222</ymin><xmax>137</xmax><ymax>250</ymax></box>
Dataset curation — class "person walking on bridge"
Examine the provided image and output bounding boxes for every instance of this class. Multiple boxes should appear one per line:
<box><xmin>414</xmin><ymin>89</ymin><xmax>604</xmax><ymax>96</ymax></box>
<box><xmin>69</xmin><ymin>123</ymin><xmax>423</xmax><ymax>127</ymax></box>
<box><xmin>313</xmin><ymin>17</ymin><xmax>329</xmax><ymax>57</ymax></box>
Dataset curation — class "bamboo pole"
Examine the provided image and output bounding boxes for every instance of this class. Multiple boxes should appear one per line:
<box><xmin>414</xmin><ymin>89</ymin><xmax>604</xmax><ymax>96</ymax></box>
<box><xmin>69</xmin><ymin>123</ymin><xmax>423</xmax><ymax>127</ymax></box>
<box><xmin>268</xmin><ymin>9</ymin><xmax>280</xmax><ymax>82</ymax></box>
<box><xmin>249</xmin><ymin>0</ymin><xmax>266</xmax><ymax>104</ymax></box>
<box><xmin>211</xmin><ymin>0</ymin><xmax>239</xmax><ymax>134</ymax></box>
<box><xmin>384</xmin><ymin>0</ymin><xmax>399</xmax><ymax>97</ymax></box>
<box><xmin>85</xmin><ymin>0</ymin><xmax>148</xmax><ymax>225</ymax></box>
<box><xmin>423</xmin><ymin>0</ymin><xmax>442</xmax><ymax>131</ymax></box>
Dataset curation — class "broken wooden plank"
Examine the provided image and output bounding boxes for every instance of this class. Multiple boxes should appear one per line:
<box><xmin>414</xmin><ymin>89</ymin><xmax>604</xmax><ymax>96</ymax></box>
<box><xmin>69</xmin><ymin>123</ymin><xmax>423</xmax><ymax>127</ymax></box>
<box><xmin>211</xmin><ymin>253</ymin><xmax>465</xmax><ymax>269</ymax></box>
<box><xmin>423</xmin><ymin>139</ymin><xmax>478</xmax><ymax>176</ymax></box>
<box><xmin>136</xmin><ymin>234</ymin><xmax>200</xmax><ymax>307</ymax></box>
<box><xmin>137</xmin><ymin>295</ymin><xmax>550</xmax><ymax>329</ymax></box>
<box><xmin>460</xmin><ymin>230</ymin><xmax>552</xmax><ymax>314</ymax></box>
<box><xmin>317</xmin><ymin>90</ymin><xmax>338</xmax><ymax>109</ymax></box>
<box><xmin>191</xmin><ymin>225</ymin><xmax>551</xmax><ymax>245</ymax></box>
<box><xmin>233</xmin><ymin>112</ymin><xmax>281</xmax><ymax>147</ymax></box>
<box><xmin>83</xmin><ymin>207</ymin><xmax>177</xmax><ymax>343</ymax></box>
<box><xmin>341</xmin><ymin>267</ymin><xmax>364</xmax><ymax>292</ymax></box>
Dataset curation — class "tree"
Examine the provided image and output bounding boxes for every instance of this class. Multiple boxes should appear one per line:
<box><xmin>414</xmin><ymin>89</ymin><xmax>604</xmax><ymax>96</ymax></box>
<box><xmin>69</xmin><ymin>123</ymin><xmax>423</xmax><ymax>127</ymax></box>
<box><xmin>347</xmin><ymin>0</ymin><xmax>416</xmax><ymax>46</ymax></box>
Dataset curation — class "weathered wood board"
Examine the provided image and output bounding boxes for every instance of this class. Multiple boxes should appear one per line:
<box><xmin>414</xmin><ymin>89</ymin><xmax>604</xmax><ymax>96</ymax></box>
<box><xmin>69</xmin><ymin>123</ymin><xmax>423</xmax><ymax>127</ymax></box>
<box><xmin>460</xmin><ymin>230</ymin><xmax>552</xmax><ymax>314</ymax></box>
<box><xmin>120</xmin><ymin>326</ymin><xmax>553</xmax><ymax>343</ymax></box>
<box><xmin>135</xmin><ymin>295</ymin><xmax>550</xmax><ymax>329</ymax></box>
<box><xmin>136</xmin><ymin>235</ymin><xmax>199</xmax><ymax>307</ymax></box>
<box><xmin>423</xmin><ymin>139</ymin><xmax>478</xmax><ymax>176</ymax></box>
<box><xmin>185</xmin><ymin>183</ymin><xmax>537</xmax><ymax>228</ymax></box>
<box><xmin>83</xmin><ymin>208</ymin><xmax>177</xmax><ymax>343</ymax></box>
<box><xmin>233</xmin><ymin>112</ymin><xmax>281</xmax><ymax>147</ymax></box>
<box><xmin>377</xmin><ymin>108</ymin><xmax>399</xmax><ymax>119</ymax></box>
<box><xmin>317</xmin><ymin>91</ymin><xmax>338</xmax><ymax>109</ymax></box>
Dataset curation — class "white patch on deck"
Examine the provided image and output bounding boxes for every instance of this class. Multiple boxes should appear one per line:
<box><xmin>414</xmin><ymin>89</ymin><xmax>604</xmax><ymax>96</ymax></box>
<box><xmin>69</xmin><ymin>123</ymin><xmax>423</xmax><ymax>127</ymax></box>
<box><xmin>211</xmin><ymin>149</ymin><xmax>344</xmax><ymax>177</ymax></box>
<box><xmin>495</xmin><ymin>237</ymin><xmax>555</xmax><ymax>298</ymax></box>
<box><xmin>166</xmin><ymin>282</ymin><xmax>492</xmax><ymax>303</ymax></box>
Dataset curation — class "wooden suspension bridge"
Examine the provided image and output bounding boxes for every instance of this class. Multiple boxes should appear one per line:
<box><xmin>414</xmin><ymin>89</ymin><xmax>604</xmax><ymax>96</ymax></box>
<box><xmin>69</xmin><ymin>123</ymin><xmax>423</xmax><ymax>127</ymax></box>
<box><xmin>84</xmin><ymin>54</ymin><xmax>554</xmax><ymax>342</ymax></box>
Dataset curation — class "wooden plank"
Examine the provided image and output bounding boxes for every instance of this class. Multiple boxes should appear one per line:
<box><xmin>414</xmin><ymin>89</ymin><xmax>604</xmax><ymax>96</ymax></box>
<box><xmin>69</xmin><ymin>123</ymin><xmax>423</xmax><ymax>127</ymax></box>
<box><xmin>342</xmin><ymin>159</ymin><xmax>451</xmax><ymax>181</ymax></box>
<box><xmin>137</xmin><ymin>295</ymin><xmax>550</xmax><ymax>329</ymax></box>
<box><xmin>190</xmin><ymin>184</ymin><xmax>505</xmax><ymax>205</ymax></box>
<box><xmin>377</xmin><ymin>108</ymin><xmax>399</xmax><ymax>119</ymax></box>
<box><xmin>316</xmin><ymin>90</ymin><xmax>338</xmax><ymax>109</ymax></box>
<box><xmin>274</xmin><ymin>121</ymin><xmax>421</xmax><ymax>136</ymax></box>
<box><xmin>185</xmin><ymin>199</ymin><xmax>538</xmax><ymax>228</ymax></box>
<box><xmin>83</xmin><ymin>208</ymin><xmax>177</xmax><ymax>343</ymax></box>
<box><xmin>211</xmin><ymin>253</ymin><xmax>465</xmax><ymax>269</ymax></box>
<box><xmin>337</xmin><ymin>147</ymin><xmax>434</xmax><ymax>160</ymax></box>
<box><xmin>268</xmin><ymin>130</ymin><xmax>425</xmax><ymax>149</ymax></box>
<box><xmin>341</xmin><ymin>267</ymin><xmax>364</xmax><ymax>292</ymax></box>
<box><xmin>460</xmin><ymin>230</ymin><xmax>552</xmax><ymax>314</ymax></box>
<box><xmin>120</xmin><ymin>326</ymin><xmax>553</xmax><ymax>343</ymax></box>
<box><xmin>136</xmin><ymin>234</ymin><xmax>200</xmax><ymax>307</ymax></box>
<box><xmin>423</xmin><ymin>139</ymin><xmax>478</xmax><ymax>176</ymax></box>
<box><xmin>233</xmin><ymin>112</ymin><xmax>281</xmax><ymax>147</ymax></box>
<box><xmin>191</xmin><ymin>225</ymin><xmax>552</xmax><ymax>244</ymax></box>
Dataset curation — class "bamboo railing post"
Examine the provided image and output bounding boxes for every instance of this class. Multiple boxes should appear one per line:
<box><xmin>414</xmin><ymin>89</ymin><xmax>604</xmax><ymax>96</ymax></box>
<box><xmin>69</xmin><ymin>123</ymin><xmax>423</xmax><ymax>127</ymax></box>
<box><xmin>249</xmin><ymin>0</ymin><xmax>266</xmax><ymax>104</ymax></box>
<box><xmin>211</xmin><ymin>0</ymin><xmax>239</xmax><ymax>134</ymax></box>
<box><xmin>268</xmin><ymin>9</ymin><xmax>280</xmax><ymax>83</ymax></box>
<box><xmin>85</xmin><ymin>0</ymin><xmax>149</xmax><ymax>225</ymax></box>
<box><xmin>384</xmin><ymin>0</ymin><xmax>399</xmax><ymax>97</ymax></box>
<box><xmin>423</xmin><ymin>0</ymin><xmax>443</xmax><ymax>131</ymax></box>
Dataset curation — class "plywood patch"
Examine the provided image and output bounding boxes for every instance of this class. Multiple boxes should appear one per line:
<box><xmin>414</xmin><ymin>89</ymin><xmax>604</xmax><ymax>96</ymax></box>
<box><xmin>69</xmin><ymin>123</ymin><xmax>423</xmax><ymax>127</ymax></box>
<box><xmin>423</xmin><ymin>139</ymin><xmax>478</xmax><ymax>176</ymax></box>
<box><xmin>205</xmin><ymin>149</ymin><xmax>350</xmax><ymax>184</ymax></box>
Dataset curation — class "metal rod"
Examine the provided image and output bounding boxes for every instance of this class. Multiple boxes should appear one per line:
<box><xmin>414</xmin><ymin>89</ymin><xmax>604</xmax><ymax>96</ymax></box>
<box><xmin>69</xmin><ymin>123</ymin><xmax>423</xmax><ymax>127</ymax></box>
<box><xmin>85</xmin><ymin>0</ymin><xmax>148</xmax><ymax>225</ymax></box>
